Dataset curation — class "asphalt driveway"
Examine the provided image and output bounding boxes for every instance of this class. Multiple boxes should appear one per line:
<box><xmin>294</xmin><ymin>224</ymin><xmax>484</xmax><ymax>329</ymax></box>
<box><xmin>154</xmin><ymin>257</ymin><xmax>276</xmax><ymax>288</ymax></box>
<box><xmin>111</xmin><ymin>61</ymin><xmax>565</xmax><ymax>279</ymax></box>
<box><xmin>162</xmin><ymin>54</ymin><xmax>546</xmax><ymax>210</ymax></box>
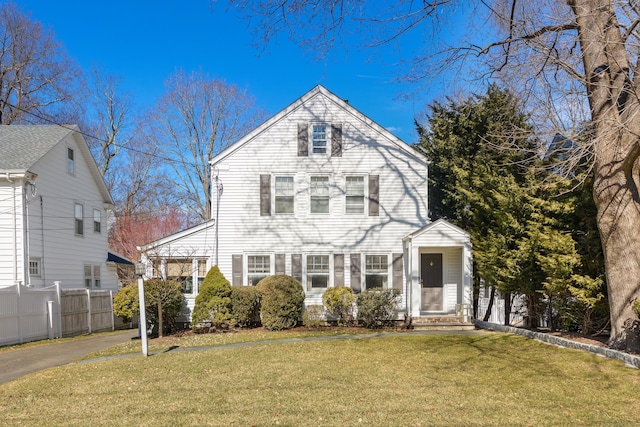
<box><xmin>0</xmin><ymin>329</ymin><xmax>137</xmax><ymax>385</ymax></box>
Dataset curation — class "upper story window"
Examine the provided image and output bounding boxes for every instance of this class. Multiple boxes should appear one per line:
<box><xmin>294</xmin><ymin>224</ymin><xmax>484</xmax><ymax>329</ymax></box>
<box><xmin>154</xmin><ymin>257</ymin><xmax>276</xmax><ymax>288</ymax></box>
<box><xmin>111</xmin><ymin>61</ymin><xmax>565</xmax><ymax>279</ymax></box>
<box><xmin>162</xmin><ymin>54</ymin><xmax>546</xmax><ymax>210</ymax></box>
<box><xmin>365</xmin><ymin>255</ymin><xmax>388</xmax><ymax>290</ymax></box>
<box><xmin>67</xmin><ymin>147</ymin><xmax>75</xmax><ymax>175</ymax></box>
<box><xmin>310</xmin><ymin>176</ymin><xmax>329</xmax><ymax>214</ymax></box>
<box><xmin>346</xmin><ymin>176</ymin><xmax>365</xmax><ymax>214</ymax></box>
<box><xmin>307</xmin><ymin>255</ymin><xmax>329</xmax><ymax>290</ymax></box>
<box><xmin>74</xmin><ymin>203</ymin><xmax>83</xmax><ymax>235</ymax></box>
<box><xmin>93</xmin><ymin>209</ymin><xmax>101</xmax><ymax>233</ymax></box>
<box><xmin>312</xmin><ymin>124</ymin><xmax>327</xmax><ymax>154</ymax></box>
<box><xmin>248</xmin><ymin>255</ymin><xmax>271</xmax><ymax>285</ymax></box>
<box><xmin>275</xmin><ymin>176</ymin><xmax>294</xmax><ymax>214</ymax></box>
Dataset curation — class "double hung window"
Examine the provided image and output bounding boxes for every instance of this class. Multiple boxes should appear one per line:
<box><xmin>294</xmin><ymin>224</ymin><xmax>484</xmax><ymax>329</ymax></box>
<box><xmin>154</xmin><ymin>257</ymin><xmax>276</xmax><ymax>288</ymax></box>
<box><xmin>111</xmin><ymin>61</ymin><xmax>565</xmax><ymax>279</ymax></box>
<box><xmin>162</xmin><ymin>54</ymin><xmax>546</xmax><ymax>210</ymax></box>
<box><xmin>307</xmin><ymin>255</ymin><xmax>329</xmax><ymax>290</ymax></box>
<box><xmin>275</xmin><ymin>176</ymin><xmax>294</xmax><ymax>214</ymax></box>
<box><xmin>345</xmin><ymin>176</ymin><xmax>365</xmax><ymax>214</ymax></box>
<box><xmin>248</xmin><ymin>255</ymin><xmax>270</xmax><ymax>285</ymax></box>
<box><xmin>93</xmin><ymin>209</ymin><xmax>101</xmax><ymax>233</ymax></box>
<box><xmin>67</xmin><ymin>147</ymin><xmax>75</xmax><ymax>174</ymax></box>
<box><xmin>365</xmin><ymin>255</ymin><xmax>388</xmax><ymax>289</ymax></box>
<box><xmin>74</xmin><ymin>204</ymin><xmax>84</xmax><ymax>235</ymax></box>
<box><xmin>310</xmin><ymin>176</ymin><xmax>329</xmax><ymax>214</ymax></box>
<box><xmin>312</xmin><ymin>124</ymin><xmax>327</xmax><ymax>154</ymax></box>
<box><xmin>167</xmin><ymin>259</ymin><xmax>194</xmax><ymax>293</ymax></box>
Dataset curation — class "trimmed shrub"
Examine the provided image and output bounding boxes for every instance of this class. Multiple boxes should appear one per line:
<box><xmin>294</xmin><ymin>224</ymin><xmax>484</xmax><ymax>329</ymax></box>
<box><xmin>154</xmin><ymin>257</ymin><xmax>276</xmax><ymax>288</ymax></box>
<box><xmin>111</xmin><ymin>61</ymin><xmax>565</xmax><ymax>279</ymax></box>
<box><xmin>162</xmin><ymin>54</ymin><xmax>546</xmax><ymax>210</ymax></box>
<box><xmin>113</xmin><ymin>284</ymin><xmax>139</xmax><ymax>323</ymax></box>
<box><xmin>231</xmin><ymin>286</ymin><xmax>261</xmax><ymax>328</ymax></box>
<box><xmin>322</xmin><ymin>286</ymin><xmax>356</xmax><ymax>326</ymax></box>
<box><xmin>356</xmin><ymin>289</ymin><xmax>401</xmax><ymax>329</ymax></box>
<box><xmin>192</xmin><ymin>266</ymin><xmax>234</xmax><ymax>332</ymax></box>
<box><xmin>302</xmin><ymin>305</ymin><xmax>325</xmax><ymax>328</ymax></box>
<box><xmin>256</xmin><ymin>275</ymin><xmax>305</xmax><ymax>330</ymax></box>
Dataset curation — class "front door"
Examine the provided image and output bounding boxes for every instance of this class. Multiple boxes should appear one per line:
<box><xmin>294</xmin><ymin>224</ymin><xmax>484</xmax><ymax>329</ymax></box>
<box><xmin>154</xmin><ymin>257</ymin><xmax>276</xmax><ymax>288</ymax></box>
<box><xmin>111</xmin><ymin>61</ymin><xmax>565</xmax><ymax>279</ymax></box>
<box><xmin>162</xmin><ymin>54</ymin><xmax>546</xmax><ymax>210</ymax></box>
<box><xmin>421</xmin><ymin>253</ymin><xmax>443</xmax><ymax>311</ymax></box>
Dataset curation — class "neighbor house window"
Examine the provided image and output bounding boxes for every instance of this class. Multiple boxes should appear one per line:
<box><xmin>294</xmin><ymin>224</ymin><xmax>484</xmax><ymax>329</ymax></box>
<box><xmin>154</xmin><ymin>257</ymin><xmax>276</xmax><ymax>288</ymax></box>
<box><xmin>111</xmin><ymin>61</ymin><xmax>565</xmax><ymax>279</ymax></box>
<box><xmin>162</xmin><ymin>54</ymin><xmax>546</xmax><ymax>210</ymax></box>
<box><xmin>307</xmin><ymin>255</ymin><xmax>329</xmax><ymax>290</ymax></box>
<box><xmin>365</xmin><ymin>255</ymin><xmax>388</xmax><ymax>289</ymax></box>
<box><xmin>84</xmin><ymin>264</ymin><xmax>101</xmax><ymax>288</ymax></box>
<box><xmin>310</xmin><ymin>176</ymin><xmax>329</xmax><ymax>214</ymax></box>
<box><xmin>29</xmin><ymin>258</ymin><xmax>41</xmax><ymax>276</ymax></box>
<box><xmin>93</xmin><ymin>265</ymin><xmax>101</xmax><ymax>288</ymax></box>
<box><xmin>93</xmin><ymin>209</ymin><xmax>101</xmax><ymax>233</ymax></box>
<box><xmin>312</xmin><ymin>124</ymin><xmax>327</xmax><ymax>154</ymax></box>
<box><xmin>275</xmin><ymin>176</ymin><xmax>294</xmax><ymax>214</ymax></box>
<box><xmin>74</xmin><ymin>203</ymin><xmax>84</xmax><ymax>235</ymax></box>
<box><xmin>84</xmin><ymin>265</ymin><xmax>92</xmax><ymax>287</ymax></box>
<box><xmin>248</xmin><ymin>255</ymin><xmax>270</xmax><ymax>285</ymax></box>
<box><xmin>345</xmin><ymin>176</ymin><xmax>365</xmax><ymax>214</ymax></box>
<box><xmin>167</xmin><ymin>259</ymin><xmax>194</xmax><ymax>293</ymax></box>
<box><xmin>67</xmin><ymin>147</ymin><xmax>75</xmax><ymax>174</ymax></box>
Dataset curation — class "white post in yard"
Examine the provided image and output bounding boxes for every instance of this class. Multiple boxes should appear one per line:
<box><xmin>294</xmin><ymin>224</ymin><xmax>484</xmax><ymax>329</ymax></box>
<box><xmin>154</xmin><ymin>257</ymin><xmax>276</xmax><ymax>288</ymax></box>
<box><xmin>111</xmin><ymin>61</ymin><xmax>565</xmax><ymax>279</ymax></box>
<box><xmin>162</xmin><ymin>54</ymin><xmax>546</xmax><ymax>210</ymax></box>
<box><xmin>135</xmin><ymin>262</ymin><xmax>148</xmax><ymax>357</ymax></box>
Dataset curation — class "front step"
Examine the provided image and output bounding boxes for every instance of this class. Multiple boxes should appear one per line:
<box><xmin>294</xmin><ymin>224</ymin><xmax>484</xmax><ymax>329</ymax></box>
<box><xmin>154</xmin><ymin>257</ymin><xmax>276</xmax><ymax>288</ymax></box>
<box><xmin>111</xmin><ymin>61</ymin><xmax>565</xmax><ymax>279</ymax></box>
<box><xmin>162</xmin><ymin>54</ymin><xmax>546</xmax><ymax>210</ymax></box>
<box><xmin>411</xmin><ymin>315</ymin><xmax>475</xmax><ymax>331</ymax></box>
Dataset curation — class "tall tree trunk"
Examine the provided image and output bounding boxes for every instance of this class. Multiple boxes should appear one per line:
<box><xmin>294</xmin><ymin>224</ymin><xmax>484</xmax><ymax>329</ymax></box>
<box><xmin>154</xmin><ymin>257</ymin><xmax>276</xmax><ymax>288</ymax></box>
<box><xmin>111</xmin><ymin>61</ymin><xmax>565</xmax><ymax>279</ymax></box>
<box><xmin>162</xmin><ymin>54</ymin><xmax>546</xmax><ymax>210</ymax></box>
<box><xmin>570</xmin><ymin>0</ymin><xmax>640</xmax><ymax>351</ymax></box>
<box><xmin>483</xmin><ymin>286</ymin><xmax>496</xmax><ymax>322</ymax></box>
<box><xmin>504</xmin><ymin>292</ymin><xmax>512</xmax><ymax>326</ymax></box>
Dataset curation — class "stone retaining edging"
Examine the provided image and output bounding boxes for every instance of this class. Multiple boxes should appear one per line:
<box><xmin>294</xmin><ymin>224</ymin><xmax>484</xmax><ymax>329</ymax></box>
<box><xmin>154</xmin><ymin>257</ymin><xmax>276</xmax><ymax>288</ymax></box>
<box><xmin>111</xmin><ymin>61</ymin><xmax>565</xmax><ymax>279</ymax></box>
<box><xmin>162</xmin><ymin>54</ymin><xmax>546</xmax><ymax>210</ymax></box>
<box><xmin>474</xmin><ymin>320</ymin><xmax>640</xmax><ymax>369</ymax></box>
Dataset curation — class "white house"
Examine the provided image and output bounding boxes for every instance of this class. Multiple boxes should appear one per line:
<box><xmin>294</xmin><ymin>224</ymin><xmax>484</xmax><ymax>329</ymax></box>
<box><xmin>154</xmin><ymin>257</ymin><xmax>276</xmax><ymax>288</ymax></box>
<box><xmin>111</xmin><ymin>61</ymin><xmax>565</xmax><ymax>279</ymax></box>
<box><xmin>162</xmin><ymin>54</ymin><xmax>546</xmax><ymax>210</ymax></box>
<box><xmin>140</xmin><ymin>85</ymin><xmax>472</xmax><ymax>320</ymax></box>
<box><xmin>0</xmin><ymin>125</ymin><xmax>122</xmax><ymax>290</ymax></box>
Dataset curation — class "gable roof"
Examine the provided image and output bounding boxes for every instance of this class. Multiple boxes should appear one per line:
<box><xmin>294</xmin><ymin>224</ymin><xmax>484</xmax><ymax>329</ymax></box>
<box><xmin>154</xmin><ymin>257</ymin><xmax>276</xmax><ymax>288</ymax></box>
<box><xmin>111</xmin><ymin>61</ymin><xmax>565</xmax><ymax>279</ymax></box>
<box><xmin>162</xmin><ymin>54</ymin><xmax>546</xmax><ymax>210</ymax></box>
<box><xmin>0</xmin><ymin>125</ymin><xmax>114</xmax><ymax>206</ymax></box>
<box><xmin>0</xmin><ymin>125</ymin><xmax>75</xmax><ymax>171</ymax></box>
<box><xmin>137</xmin><ymin>220</ymin><xmax>216</xmax><ymax>251</ymax></box>
<box><xmin>403</xmin><ymin>218</ymin><xmax>471</xmax><ymax>241</ymax></box>
<box><xmin>210</xmin><ymin>84</ymin><xmax>426</xmax><ymax>166</ymax></box>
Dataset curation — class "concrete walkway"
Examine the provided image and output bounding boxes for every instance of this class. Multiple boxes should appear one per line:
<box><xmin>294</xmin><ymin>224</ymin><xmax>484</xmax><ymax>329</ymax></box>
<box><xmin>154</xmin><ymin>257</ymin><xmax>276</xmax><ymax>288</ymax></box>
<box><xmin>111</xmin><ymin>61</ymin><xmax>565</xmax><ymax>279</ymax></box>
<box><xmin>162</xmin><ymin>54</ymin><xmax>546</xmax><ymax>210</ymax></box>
<box><xmin>0</xmin><ymin>329</ymin><xmax>137</xmax><ymax>385</ymax></box>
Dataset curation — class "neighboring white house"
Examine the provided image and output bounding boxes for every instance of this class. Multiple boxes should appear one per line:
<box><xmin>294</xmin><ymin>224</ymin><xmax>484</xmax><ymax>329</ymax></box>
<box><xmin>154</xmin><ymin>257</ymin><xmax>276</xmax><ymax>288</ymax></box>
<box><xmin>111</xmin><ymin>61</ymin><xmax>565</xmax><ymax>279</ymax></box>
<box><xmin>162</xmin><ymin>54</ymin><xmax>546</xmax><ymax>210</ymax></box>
<box><xmin>0</xmin><ymin>125</ymin><xmax>121</xmax><ymax>290</ymax></box>
<box><xmin>139</xmin><ymin>85</ymin><xmax>472</xmax><ymax>320</ymax></box>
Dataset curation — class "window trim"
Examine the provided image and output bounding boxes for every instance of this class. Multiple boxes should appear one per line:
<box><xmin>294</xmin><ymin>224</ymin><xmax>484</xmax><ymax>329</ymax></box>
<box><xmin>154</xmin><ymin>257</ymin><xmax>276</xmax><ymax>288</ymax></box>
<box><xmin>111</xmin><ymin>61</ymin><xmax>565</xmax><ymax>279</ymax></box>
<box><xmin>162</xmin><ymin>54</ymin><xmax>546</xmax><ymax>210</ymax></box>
<box><xmin>84</xmin><ymin>263</ymin><xmax>101</xmax><ymax>289</ymax></box>
<box><xmin>311</xmin><ymin>123</ymin><xmax>329</xmax><ymax>155</ymax></box>
<box><xmin>309</xmin><ymin>175</ymin><xmax>330</xmax><ymax>214</ymax></box>
<box><xmin>364</xmin><ymin>254</ymin><xmax>389</xmax><ymax>290</ymax></box>
<box><xmin>29</xmin><ymin>258</ymin><xmax>41</xmax><ymax>277</ymax></box>
<box><xmin>345</xmin><ymin>175</ymin><xmax>366</xmax><ymax>215</ymax></box>
<box><xmin>74</xmin><ymin>203</ymin><xmax>84</xmax><ymax>236</ymax></box>
<box><xmin>93</xmin><ymin>209</ymin><xmax>101</xmax><ymax>233</ymax></box>
<box><xmin>274</xmin><ymin>175</ymin><xmax>295</xmax><ymax>215</ymax></box>
<box><xmin>305</xmin><ymin>254</ymin><xmax>331</xmax><ymax>291</ymax></box>
<box><xmin>247</xmin><ymin>254</ymin><xmax>272</xmax><ymax>286</ymax></box>
<box><xmin>67</xmin><ymin>147</ymin><xmax>75</xmax><ymax>175</ymax></box>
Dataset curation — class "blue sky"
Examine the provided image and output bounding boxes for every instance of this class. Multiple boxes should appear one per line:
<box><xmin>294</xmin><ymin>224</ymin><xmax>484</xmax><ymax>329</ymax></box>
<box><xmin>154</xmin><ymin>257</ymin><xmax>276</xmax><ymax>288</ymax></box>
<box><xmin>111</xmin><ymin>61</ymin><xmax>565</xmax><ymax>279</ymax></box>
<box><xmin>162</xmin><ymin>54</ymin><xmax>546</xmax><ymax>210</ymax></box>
<box><xmin>15</xmin><ymin>0</ymin><xmax>459</xmax><ymax>144</ymax></box>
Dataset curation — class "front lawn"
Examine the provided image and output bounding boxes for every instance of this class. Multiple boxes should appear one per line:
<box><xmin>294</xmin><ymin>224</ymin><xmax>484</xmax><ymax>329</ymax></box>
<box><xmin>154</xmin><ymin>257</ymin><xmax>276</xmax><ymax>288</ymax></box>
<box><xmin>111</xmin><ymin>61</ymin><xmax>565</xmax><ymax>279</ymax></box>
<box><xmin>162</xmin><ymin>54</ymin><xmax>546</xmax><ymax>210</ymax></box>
<box><xmin>1</xmin><ymin>332</ymin><xmax>638</xmax><ymax>426</ymax></box>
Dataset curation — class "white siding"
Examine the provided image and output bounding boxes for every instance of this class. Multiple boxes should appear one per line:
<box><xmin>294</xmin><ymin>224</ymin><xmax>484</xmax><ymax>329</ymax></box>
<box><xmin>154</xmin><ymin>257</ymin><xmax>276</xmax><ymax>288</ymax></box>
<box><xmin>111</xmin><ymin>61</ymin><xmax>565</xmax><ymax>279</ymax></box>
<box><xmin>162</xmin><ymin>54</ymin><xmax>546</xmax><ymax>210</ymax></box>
<box><xmin>214</xmin><ymin>91</ymin><xmax>428</xmax><ymax>300</ymax></box>
<box><xmin>0</xmin><ymin>181</ymin><xmax>25</xmax><ymax>286</ymax></box>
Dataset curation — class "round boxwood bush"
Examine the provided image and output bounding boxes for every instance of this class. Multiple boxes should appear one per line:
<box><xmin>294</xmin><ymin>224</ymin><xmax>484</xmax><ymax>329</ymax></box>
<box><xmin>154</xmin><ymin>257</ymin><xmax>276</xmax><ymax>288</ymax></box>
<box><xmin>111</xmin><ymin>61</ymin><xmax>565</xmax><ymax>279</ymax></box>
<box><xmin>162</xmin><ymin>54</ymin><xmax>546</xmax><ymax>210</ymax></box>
<box><xmin>256</xmin><ymin>275</ymin><xmax>305</xmax><ymax>330</ymax></box>
<box><xmin>192</xmin><ymin>266</ymin><xmax>234</xmax><ymax>332</ymax></box>
<box><xmin>322</xmin><ymin>286</ymin><xmax>356</xmax><ymax>326</ymax></box>
<box><xmin>231</xmin><ymin>285</ymin><xmax>261</xmax><ymax>328</ymax></box>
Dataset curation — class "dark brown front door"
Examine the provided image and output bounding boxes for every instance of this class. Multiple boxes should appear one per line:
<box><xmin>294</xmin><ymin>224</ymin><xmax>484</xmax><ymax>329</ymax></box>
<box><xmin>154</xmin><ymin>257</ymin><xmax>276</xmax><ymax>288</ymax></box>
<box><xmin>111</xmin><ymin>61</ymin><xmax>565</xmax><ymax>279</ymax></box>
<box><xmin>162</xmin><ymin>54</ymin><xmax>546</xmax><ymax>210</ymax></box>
<box><xmin>421</xmin><ymin>253</ymin><xmax>443</xmax><ymax>311</ymax></box>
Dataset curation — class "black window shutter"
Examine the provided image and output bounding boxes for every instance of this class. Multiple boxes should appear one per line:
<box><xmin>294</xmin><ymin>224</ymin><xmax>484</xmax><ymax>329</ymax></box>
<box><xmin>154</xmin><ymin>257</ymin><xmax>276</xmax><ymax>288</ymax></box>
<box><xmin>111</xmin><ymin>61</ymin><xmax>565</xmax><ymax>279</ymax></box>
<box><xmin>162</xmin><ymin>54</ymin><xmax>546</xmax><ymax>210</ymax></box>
<box><xmin>331</xmin><ymin>124</ymin><xmax>342</xmax><ymax>157</ymax></box>
<box><xmin>392</xmin><ymin>253</ymin><xmax>403</xmax><ymax>291</ymax></box>
<box><xmin>334</xmin><ymin>254</ymin><xmax>344</xmax><ymax>287</ymax></box>
<box><xmin>298</xmin><ymin>123</ymin><xmax>308</xmax><ymax>156</ymax></box>
<box><xmin>260</xmin><ymin>175</ymin><xmax>271</xmax><ymax>216</ymax></box>
<box><xmin>232</xmin><ymin>255</ymin><xmax>243</xmax><ymax>286</ymax></box>
<box><xmin>291</xmin><ymin>254</ymin><xmax>302</xmax><ymax>282</ymax></box>
<box><xmin>369</xmin><ymin>175</ymin><xmax>379</xmax><ymax>216</ymax></box>
<box><xmin>350</xmin><ymin>253</ymin><xmax>361</xmax><ymax>293</ymax></box>
<box><xmin>275</xmin><ymin>254</ymin><xmax>286</xmax><ymax>275</ymax></box>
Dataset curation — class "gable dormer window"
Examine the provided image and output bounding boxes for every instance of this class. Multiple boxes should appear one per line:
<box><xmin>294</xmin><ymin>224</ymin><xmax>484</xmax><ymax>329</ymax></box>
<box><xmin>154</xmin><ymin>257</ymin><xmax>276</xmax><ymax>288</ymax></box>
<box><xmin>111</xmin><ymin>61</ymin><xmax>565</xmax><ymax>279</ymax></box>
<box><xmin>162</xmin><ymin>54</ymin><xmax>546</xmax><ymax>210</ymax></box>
<box><xmin>67</xmin><ymin>147</ymin><xmax>75</xmax><ymax>175</ymax></box>
<box><xmin>312</xmin><ymin>124</ymin><xmax>327</xmax><ymax>154</ymax></box>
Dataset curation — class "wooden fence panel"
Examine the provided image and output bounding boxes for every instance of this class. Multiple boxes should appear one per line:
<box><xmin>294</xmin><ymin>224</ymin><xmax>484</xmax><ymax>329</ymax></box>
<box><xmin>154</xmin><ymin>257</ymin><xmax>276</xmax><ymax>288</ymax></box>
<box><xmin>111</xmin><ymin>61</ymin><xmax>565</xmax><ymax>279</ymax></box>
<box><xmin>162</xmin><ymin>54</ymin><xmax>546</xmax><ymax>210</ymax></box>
<box><xmin>60</xmin><ymin>290</ymin><xmax>90</xmax><ymax>337</ymax></box>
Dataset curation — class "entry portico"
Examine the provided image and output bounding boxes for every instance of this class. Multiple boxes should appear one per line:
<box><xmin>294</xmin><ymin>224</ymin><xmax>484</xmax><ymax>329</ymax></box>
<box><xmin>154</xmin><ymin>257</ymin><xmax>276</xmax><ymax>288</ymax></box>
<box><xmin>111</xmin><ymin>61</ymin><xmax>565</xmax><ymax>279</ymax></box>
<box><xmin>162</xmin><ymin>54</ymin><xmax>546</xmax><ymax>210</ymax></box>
<box><xmin>403</xmin><ymin>219</ymin><xmax>473</xmax><ymax>318</ymax></box>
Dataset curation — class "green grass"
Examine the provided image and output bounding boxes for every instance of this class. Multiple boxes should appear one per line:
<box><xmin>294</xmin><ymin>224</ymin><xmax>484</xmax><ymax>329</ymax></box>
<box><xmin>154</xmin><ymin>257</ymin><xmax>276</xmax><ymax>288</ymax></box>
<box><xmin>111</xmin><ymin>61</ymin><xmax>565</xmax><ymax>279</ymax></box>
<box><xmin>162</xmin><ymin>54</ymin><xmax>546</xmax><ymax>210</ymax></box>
<box><xmin>1</xmin><ymin>332</ymin><xmax>639</xmax><ymax>426</ymax></box>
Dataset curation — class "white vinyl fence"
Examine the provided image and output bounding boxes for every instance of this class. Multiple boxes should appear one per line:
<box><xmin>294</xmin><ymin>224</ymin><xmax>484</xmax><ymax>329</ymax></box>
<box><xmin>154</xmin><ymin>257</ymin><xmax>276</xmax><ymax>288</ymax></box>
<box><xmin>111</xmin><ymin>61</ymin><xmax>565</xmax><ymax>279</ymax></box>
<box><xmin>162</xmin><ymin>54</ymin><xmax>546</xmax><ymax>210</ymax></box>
<box><xmin>477</xmin><ymin>295</ymin><xmax>525</xmax><ymax>326</ymax></box>
<box><xmin>0</xmin><ymin>282</ymin><xmax>115</xmax><ymax>346</ymax></box>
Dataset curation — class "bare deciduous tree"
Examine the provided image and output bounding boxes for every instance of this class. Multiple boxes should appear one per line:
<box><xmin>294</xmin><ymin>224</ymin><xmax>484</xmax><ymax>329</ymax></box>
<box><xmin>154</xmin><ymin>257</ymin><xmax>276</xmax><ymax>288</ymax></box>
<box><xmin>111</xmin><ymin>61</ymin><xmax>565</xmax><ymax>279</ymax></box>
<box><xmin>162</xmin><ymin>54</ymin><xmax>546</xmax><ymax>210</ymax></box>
<box><xmin>225</xmin><ymin>0</ymin><xmax>640</xmax><ymax>350</ymax></box>
<box><xmin>0</xmin><ymin>2</ymin><xmax>80</xmax><ymax>124</ymax></box>
<box><xmin>151</xmin><ymin>69</ymin><xmax>265</xmax><ymax>221</ymax></box>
